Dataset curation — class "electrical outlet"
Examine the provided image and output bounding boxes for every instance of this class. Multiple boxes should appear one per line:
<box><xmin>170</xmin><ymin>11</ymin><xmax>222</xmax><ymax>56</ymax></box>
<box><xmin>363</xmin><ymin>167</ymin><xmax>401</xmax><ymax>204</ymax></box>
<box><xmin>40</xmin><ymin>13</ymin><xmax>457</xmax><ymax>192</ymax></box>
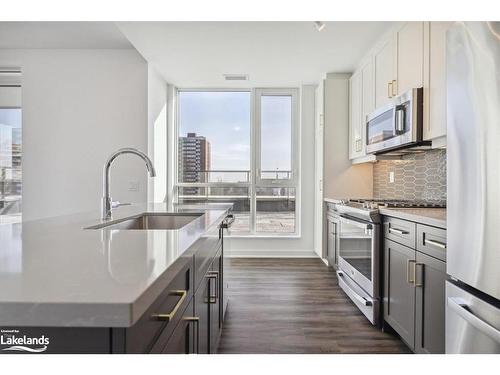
<box><xmin>389</xmin><ymin>171</ymin><xmax>395</xmax><ymax>184</ymax></box>
<box><xmin>128</xmin><ymin>181</ymin><xmax>140</xmax><ymax>192</ymax></box>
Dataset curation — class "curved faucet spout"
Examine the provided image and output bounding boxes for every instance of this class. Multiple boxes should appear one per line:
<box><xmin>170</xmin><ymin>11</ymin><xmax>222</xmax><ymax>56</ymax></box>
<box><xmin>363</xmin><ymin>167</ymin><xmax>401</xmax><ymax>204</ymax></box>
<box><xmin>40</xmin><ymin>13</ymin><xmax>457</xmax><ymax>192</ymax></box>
<box><xmin>102</xmin><ymin>148</ymin><xmax>156</xmax><ymax>220</ymax></box>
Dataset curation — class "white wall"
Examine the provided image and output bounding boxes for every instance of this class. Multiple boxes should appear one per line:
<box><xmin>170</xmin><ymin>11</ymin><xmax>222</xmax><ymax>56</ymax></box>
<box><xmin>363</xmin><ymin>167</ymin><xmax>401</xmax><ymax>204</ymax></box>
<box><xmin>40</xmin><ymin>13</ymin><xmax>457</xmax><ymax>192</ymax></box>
<box><xmin>0</xmin><ymin>49</ymin><xmax>149</xmax><ymax>220</ymax></box>
<box><xmin>227</xmin><ymin>85</ymin><xmax>317</xmax><ymax>257</ymax></box>
<box><xmin>314</xmin><ymin>74</ymin><xmax>373</xmax><ymax>259</ymax></box>
<box><xmin>147</xmin><ymin>65</ymin><xmax>168</xmax><ymax>202</ymax></box>
<box><xmin>323</xmin><ymin>74</ymin><xmax>373</xmax><ymax>200</ymax></box>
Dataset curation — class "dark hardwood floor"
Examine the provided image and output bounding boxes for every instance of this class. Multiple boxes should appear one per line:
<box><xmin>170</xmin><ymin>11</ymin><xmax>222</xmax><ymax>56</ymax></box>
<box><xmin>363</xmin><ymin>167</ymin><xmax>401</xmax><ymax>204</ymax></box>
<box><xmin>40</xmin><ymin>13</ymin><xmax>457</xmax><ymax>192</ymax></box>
<box><xmin>218</xmin><ymin>258</ymin><xmax>411</xmax><ymax>354</ymax></box>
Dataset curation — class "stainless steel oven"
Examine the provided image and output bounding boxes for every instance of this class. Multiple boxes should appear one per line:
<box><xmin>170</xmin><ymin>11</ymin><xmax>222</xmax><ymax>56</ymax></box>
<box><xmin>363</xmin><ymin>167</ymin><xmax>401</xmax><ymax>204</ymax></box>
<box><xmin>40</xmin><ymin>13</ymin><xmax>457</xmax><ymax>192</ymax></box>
<box><xmin>336</xmin><ymin>214</ymin><xmax>380</xmax><ymax>325</ymax></box>
<box><xmin>366</xmin><ymin>87</ymin><xmax>426</xmax><ymax>154</ymax></box>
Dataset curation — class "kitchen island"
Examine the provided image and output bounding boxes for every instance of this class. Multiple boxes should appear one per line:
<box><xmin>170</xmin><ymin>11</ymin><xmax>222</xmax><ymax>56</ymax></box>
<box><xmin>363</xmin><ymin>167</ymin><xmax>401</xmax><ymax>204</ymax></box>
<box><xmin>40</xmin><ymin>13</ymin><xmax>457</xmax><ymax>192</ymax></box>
<box><xmin>0</xmin><ymin>203</ymin><xmax>232</xmax><ymax>353</ymax></box>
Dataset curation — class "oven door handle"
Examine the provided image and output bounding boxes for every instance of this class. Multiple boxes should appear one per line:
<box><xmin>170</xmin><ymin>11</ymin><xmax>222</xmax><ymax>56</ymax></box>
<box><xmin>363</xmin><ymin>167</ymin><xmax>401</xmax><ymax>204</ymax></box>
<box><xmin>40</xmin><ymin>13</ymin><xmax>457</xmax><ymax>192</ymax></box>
<box><xmin>337</xmin><ymin>271</ymin><xmax>372</xmax><ymax>306</ymax></box>
<box><xmin>339</xmin><ymin>214</ymin><xmax>373</xmax><ymax>230</ymax></box>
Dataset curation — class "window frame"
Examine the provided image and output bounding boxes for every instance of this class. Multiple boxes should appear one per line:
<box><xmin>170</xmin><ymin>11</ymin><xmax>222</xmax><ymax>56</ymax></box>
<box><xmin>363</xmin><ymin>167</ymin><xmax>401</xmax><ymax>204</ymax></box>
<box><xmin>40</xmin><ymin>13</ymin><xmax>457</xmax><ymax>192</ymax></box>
<box><xmin>174</xmin><ymin>87</ymin><xmax>300</xmax><ymax>238</ymax></box>
<box><xmin>254</xmin><ymin>88</ymin><xmax>299</xmax><ymax>187</ymax></box>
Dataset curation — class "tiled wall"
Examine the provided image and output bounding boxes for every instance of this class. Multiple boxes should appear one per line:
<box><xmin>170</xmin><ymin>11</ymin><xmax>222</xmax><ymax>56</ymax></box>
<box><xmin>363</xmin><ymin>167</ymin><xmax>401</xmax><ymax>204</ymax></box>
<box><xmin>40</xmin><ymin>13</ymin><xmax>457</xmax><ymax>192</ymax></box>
<box><xmin>373</xmin><ymin>149</ymin><xmax>446</xmax><ymax>201</ymax></box>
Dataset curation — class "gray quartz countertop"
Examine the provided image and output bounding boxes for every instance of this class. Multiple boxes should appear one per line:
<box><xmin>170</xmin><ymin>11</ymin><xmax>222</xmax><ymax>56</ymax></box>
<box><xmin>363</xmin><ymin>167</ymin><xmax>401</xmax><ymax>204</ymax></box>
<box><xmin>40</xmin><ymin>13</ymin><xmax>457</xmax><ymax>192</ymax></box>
<box><xmin>324</xmin><ymin>197</ymin><xmax>341</xmax><ymax>204</ymax></box>
<box><xmin>379</xmin><ymin>207</ymin><xmax>446</xmax><ymax>228</ymax></box>
<box><xmin>0</xmin><ymin>203</ymin><xmax>231</xmax><ymax>328</ymax></box>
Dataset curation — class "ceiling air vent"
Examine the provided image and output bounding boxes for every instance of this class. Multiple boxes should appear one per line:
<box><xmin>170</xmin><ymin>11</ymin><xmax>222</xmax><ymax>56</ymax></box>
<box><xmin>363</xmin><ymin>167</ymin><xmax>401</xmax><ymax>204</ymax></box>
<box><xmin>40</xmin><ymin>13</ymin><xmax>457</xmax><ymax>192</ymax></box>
<box><xmin>223</xmin><ymin>74</ymin><xmax>249</xmax><ymax>81</ymax></box>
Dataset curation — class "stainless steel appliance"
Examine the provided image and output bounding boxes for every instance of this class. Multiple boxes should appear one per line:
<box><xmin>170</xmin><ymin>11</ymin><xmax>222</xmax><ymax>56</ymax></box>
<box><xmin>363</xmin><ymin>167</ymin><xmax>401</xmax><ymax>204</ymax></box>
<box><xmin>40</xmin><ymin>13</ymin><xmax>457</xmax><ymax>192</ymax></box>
<box><xmin>446</xmin><ymin>22</ymin><xmax>500</xmax><ymax>354</ymax></box>
<box><xmin>366</xmin><ymin>87</ymin><xmax>429</xmax><ymax>154</ymax></box>
<box><xmin>333</xmin><ymin>199</ymin><xmax>446</xmax><ymax>326</ymax></box>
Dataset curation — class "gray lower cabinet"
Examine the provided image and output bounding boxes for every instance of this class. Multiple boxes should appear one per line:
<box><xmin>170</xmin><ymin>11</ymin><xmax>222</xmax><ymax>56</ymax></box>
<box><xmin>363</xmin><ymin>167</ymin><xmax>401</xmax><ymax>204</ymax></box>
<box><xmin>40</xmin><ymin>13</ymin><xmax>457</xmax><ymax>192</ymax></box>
<box><xmin>156</xmin><ymin>299</ymin><xmax>196</xmax><ymax>354</ymax></box>
<box><xmin>210</xmin><ymin>249</ymin><xmax>223</xmax><ymax>351</ymax></box>
<box><xmin>326</xmin><ymin>212</ymin><xmax>339</xmax><ymax>268</ymax></box>
<box><xmin>194</xmin><ymin>268</ymin><xmax>211</xmax><ymax>354</ymax></box>
<box><xmin>383</xmin><ymin>216</ymin><xmax>446</xmax><ymax>354</ymax></box>
<box><xmin>414</xmin><ymin>251</ymin><xmax>446</xmax><ymax>354</ymax></box>
<box><xmin>384</xmin><ymin>239</ymin><xmax>416</xmax><ymax>349</ymax></box>
<box><xmin>192</xmin><ymin>244</ymin><xmax>223</xmax><ymax>354</ymax></box>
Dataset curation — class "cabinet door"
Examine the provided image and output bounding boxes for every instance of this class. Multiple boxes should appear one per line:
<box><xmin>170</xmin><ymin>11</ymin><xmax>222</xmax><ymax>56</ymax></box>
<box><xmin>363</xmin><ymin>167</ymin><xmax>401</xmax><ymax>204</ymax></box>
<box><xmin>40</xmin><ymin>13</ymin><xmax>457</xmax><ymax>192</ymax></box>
<box><xmin>361</xmin><ymin>57</ymin><xmax>375</xmax><ymax>154</ymax></box>
<box><xmin>326</xmin><ymin>216</ymin><xmax>338</xmax><ymax>268</ymax></box>
<box><xmin>374</xmin><ymin>37</ymin><xmax>395</xmax><ymax>108</ymax></box>
<box><xmin>424</xmin><ymin>21</ymin><xmax>453</xmax><ymax>141</ymax></box>
<box><xmin>194</xmin><ymin>275</ymin><xmax>211</xmax><ymax>354</ymax></box>
<box><xmin>384</xmin><ymin>239</ymin><xmax>416</xmax><ymax>350</ymax></box>
<box><xmin>395</xmin><ymin>22</ymin><xmax>425</xmax><ymax>95</ymax></box>
<box><xmin>159</xmin><ymin>300</ymin><xmax>195</xmax><ymax>354</ymax></box>
<box><xmin>209</xmin><ymin>250</ymin><xmax>222</xmax><ymax>352</ymax></box>
<box><xmin>414</xmin><ymin>252</ymin><xmax>446</xmax><ymax>354</ymax></box>
<box><xmin>326</xmin><ymin>218</ymin><xmax>335</xmax><ymax>267</ymax></box>
<box><xmin>349</xmin><ymin>70</ymin><xmax>363</xmax><ymax>159</ymax></box>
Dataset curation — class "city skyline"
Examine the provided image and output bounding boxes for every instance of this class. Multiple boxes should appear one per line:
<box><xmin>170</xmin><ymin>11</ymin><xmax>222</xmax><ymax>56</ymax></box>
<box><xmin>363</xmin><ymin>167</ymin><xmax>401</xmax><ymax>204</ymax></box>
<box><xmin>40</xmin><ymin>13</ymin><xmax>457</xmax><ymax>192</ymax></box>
<box><xmin>178</xmin><ymin>91</ymin><xmax>292</xmax><ymax>176</ymax></box>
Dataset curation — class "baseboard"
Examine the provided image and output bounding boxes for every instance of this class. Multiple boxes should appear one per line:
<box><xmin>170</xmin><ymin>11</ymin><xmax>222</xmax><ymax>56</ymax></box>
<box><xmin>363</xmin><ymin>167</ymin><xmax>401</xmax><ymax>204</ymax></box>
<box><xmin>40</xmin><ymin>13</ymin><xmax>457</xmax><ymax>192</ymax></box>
<box><xmin>226</xmin><ymin>249</ymin><xmax>319</xmax><ymax>258</ymax></box>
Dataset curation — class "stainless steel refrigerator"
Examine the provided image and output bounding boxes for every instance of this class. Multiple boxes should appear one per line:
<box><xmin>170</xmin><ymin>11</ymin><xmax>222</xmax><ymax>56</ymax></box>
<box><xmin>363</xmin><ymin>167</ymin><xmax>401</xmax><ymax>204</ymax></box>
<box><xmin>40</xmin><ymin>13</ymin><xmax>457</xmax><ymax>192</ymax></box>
<box><xmin>446</xmin><ymin>21</ymin><xmax>500</xmax><ymax>353</ymax></box>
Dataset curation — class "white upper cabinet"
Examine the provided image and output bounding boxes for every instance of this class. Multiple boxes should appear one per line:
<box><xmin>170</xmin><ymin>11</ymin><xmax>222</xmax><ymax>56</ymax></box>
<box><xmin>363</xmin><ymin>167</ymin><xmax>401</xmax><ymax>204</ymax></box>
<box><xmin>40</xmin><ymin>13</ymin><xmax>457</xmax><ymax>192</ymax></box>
<box><xmin>361</xmin><ymin>57</ymin><xmax>375</xmax><ymax>130</ymax></box>
<box><xmin>395</xmin><ymin>22</ymin><xmax>425</xmax><ymax>95</ymax></box>
<box><xmin>348</xmin><ymin>21</ymin><xmax>450</xmax><ymax>163</ymax></box>
<box><xmin>349</xmin><ymin>57</ymin><xmax>375</xmax><ymax>162</ymax></box>
<box><xmin>373</xmin><ymin>36</ymin><xmax>396</xmax><ymax>108</ymax></box>
<box><xmin>349</xmin><ymin>70</ymin><xmax>363</xmax><ymax>159</ymax></box>
<box><xmin>424</xmin><ymin>21</ymin><xmax>454</xmax><ymax>143</ymax></box>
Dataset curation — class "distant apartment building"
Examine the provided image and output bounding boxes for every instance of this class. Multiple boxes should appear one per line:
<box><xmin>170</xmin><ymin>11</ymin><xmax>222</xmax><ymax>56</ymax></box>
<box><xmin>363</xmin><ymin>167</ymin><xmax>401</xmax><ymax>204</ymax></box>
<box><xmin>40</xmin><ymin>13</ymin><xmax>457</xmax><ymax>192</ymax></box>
<box><xmin>178</xmin><ymin>133</ymin><xmax>211</xmax><ymax>193</ymax></box>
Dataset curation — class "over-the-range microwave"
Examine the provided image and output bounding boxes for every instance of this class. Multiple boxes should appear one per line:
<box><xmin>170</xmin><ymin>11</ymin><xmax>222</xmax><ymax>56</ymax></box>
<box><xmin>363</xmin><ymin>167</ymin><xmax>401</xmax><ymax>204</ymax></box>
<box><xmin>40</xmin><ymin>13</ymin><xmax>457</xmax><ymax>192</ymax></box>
<box><xmin>366</xmin><ymin>87</ymin><xmax>430</xmax><ymax>154</ymax></box>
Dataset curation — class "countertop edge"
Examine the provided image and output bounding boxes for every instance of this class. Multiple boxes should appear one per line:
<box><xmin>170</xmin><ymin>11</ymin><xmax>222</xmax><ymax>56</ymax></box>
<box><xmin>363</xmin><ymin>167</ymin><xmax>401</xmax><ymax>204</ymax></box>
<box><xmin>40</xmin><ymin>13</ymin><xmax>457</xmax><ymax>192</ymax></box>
<box><xmin>378</xmin><ymin>207</ymin><xmax>446</xmax><ymax>229</ymax></box>
<box><xmin>0</xmin><ymin>205</ymin><xmax>231</xmax><ymax>328</ymax></box>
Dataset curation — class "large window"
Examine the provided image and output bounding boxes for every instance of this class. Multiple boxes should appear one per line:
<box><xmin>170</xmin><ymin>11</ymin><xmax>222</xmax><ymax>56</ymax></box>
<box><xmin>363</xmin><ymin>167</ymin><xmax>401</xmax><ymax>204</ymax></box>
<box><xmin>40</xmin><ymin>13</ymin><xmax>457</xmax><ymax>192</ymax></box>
<box><xmin>0</xmin><ymin>71</ymin><xmax>22</xmax><ymax>225</ymax></box>
<box><xmin>176</xmin><ymin>89</ymin><xmax>299</xmax><ymax>236</ymax></box>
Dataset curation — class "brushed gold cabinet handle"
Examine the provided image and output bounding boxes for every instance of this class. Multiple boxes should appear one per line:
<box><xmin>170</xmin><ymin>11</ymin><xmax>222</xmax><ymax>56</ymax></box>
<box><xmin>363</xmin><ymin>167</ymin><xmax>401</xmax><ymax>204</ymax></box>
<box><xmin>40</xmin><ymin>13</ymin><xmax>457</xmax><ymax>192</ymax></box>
<box><xmin>388</xmin><ymin>82</ymin><xmax>392</xmax><ymax>98</ymax></box>
<box><xmin>415</xmin><ymin>263</ymin><xmax>424</xmax><ymax>287</ymax></box>
<box><xmin>424</xmin><ymin>238</ymin><xmax>446</xmax><ymax>249</ymax></box>
<box><xmin>151</xmin><ymin>290</ymin><xmax>187</xmax><ymax>322</ymax></box>
<box><xmin>407</xmin><ymin>260</ymin><xmax>416</xmax><ymax>284</ymax></box>
<box><xmin>392</xmin><ymin>80</ymin><xmax>397</xmax><ymax>97</ymax></box>
<box><xmin>206</xmin><ymin>272</ymin><xmax>219</xmax><ymax>302</ymax></box>
<box><xmin>389</xmin><ymin>227</ymin><xmax>409</xmax><ymax>235</ymax></box>
<box><xmin>183</xmin><ymin>316</ymin><xmax>200</xmax><ymax>354</ymax></box>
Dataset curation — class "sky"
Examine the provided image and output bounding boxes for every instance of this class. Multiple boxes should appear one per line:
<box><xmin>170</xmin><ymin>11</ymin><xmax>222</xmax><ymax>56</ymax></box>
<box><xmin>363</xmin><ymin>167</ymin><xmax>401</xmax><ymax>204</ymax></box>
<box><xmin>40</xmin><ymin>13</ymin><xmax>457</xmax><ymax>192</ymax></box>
<box><xmin>178</xmin><ymin>91</ymin><xmax>292</xmax><ymax>179</ymax></box>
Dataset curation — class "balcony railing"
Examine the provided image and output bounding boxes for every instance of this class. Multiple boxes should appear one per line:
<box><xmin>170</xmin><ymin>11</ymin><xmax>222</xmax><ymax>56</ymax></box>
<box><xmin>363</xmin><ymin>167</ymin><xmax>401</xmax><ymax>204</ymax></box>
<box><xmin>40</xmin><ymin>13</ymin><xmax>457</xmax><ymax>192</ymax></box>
<box><xmin>178</xmin><ymin>169</ymin><xmax>292</xmax><ymax>184</ymax></box>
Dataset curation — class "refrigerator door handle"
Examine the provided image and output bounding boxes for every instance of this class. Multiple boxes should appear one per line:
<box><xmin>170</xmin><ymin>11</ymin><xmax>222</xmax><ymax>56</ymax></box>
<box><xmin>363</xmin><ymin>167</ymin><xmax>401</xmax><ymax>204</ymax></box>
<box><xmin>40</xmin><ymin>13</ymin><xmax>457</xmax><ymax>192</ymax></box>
<box><xmin>448</xmin><ymin>297</ymin><xmax>500</xmax><ymax>344</ymax></box>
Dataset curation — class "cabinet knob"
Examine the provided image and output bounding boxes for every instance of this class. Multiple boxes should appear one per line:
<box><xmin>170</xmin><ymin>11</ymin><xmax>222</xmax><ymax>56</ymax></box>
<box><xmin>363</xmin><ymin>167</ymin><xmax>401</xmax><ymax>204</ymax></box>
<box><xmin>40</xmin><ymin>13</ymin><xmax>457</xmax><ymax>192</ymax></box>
<box><xmin>388</xmin><ymin>81</ymin><xmax>393</xmax><ymax>98</ymax></box>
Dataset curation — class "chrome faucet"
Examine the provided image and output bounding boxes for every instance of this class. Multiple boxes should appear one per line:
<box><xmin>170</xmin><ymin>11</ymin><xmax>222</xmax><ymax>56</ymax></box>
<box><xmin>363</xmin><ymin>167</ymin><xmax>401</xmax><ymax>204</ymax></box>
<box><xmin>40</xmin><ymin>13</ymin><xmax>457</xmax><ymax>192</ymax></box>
<box><xmin>102</xmin><ymin>148</ymin><xmax>156</xmax><ymax>220</ymax></box>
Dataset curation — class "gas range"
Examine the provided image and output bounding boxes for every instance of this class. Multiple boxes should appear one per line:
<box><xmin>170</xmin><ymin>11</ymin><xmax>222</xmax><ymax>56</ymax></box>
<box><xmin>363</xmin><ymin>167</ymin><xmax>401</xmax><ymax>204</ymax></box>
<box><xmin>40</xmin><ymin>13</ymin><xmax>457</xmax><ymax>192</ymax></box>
<box><xmin>333</xmin><ymin>198</ymin><xmax>446</xmax><ymax>223</ymax></box>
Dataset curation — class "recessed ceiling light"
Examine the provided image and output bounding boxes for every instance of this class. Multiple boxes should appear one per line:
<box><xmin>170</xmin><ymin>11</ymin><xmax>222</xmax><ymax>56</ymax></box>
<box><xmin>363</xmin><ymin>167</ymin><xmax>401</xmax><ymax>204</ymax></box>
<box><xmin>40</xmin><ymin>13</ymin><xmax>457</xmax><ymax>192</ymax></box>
<box><xmin>314</xmin><ymin>21</ymin><xmax>326</xmax><ymax>32</ymax></box>
<box><xmin>223</xmin><ymin>74</ymin><xmax>249</xmax><ymax>81</ymax></box>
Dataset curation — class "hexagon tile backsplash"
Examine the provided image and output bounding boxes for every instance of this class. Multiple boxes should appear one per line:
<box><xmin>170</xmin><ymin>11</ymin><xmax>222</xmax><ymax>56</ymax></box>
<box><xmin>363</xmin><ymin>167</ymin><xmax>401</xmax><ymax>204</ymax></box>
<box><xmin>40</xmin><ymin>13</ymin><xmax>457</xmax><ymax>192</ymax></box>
<box><xmin>373</xmin><ymin>149</ymin><xmax>446</xmax><ymax>201</ymax></box>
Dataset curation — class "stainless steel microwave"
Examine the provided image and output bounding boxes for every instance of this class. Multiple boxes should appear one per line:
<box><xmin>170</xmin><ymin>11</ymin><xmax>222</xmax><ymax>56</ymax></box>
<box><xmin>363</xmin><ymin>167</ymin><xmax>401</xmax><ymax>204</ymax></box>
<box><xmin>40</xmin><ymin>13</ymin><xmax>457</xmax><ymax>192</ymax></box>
<box><xmin>366</xmin><ymin>87</ymin><xmax>428</xmax><ymax>154</ymax></box>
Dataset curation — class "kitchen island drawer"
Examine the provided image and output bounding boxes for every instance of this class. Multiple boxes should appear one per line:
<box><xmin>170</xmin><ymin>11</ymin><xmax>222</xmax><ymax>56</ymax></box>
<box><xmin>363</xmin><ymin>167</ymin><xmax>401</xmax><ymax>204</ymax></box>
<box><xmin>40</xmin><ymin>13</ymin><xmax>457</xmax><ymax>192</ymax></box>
<box><xmin>123</xmin><ymin>258</ymin><xmax>193</xmax><ymax>353</ymax></box>
<box><xmin>416</xmin><ymin>224</ymin><xmax>446</xmax><ymax>261</ymax></box>
<box><xmin>383</xmin><ymin>216</ymin><xmax>416</xmax><ymax>248</ymax></box>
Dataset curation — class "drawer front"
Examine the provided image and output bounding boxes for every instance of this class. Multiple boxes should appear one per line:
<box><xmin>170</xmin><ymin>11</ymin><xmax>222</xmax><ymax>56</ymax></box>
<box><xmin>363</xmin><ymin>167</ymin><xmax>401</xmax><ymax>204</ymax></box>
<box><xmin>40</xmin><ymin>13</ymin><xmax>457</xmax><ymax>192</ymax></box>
<box><xmin>416</xmin><ymin>224</ymin><xmax>447</xmax><ymax>261</ymax></box>
<box><xmin>126</xmin><ymin>259</ymin><xmax>192</xmax><ymax>353</ymax></box>
<box><xmin>194</xmin><ymin>226</ymin><xmax>222</xmax><ymax>292</ymax></box>
<box><xmin>383</xmin><ymin>216</ymin><xmax>416</xmax><ymax>248</ymax></box>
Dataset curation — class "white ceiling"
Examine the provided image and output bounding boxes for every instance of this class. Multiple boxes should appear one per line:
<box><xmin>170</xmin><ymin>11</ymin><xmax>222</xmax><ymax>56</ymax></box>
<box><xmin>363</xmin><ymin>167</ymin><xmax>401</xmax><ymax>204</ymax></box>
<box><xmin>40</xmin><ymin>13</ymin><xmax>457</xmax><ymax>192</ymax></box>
<box><xmin>117</xmin><ymin>21</ymin><xmax>394</xmax><ymax>87</ymax></box>
<box><xmin>0</xmin><ymin>22</ymin><xmax>133</xmax><ymax>49</ymax></box>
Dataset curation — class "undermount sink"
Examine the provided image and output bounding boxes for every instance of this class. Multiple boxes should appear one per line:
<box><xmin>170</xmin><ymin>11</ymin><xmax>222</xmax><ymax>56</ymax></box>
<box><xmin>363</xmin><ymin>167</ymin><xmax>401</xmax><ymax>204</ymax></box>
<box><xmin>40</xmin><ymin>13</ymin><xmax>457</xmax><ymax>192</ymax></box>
<box><xmin>85</xmin><ymin>212</ymin><xmax>203</xmax><ymax>230</ymax></box>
